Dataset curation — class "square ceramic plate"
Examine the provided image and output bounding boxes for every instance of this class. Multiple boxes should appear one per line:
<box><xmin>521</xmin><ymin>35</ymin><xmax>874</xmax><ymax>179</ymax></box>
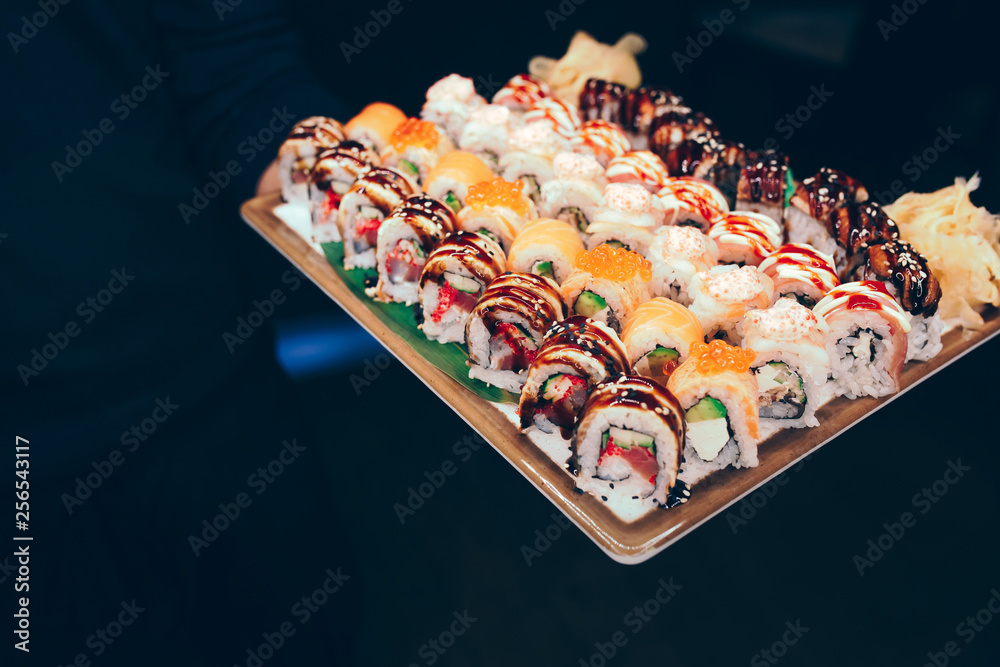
<box><xmin>241</xmin><ymin>193</ymin><xmax>1000</xmax><ymax>564</ymax></box>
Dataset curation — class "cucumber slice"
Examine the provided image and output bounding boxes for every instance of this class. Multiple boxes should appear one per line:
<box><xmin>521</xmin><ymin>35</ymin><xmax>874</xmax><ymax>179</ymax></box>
<box><xmin>476</xmin><ymin>228</ymin><xmax>498</xmax><ymax>243</ymax></box>
<box><xmin>443</xmin><ymin>191</ymin><xmax>462</xmax><ymax>213</ymax></box>
<box><xmin>443</xmin><ymin>272</ymin><xmax>481</xmax><ymax>294</ymax></box>
<box><xmin>608</xmin><ymin>426</ymin><xmax>654</xmax><ymax>450</ymax></box>
<box><xmin>540</xmin><ymin>373</ymin><xmax>576</xmax><ymax>401</ymax></box>
<box><xmin>686</xmin><ymin>396</ymin><xmax>727</xmax><ymax>423</ymax></box>
<box><xmin>533</xmin><ymin>261</ymin><xmax>555</xmax><ymax>280</ymax></box>
<box><xmin>648</xmin><ymin>347</ymin><xmax>679</xmax><ymax>365</ymax></box>
<box><xmin>399</xmin><ymin>159</ymin><xmax>419</xmax><ymax>177</ymax></box>
<box><xmin>602</xmin><ymin>240</ymin><xmax>625</xmax><ymax>249</ymax></box>
<box><xmin>574</xmin><ymin>290</ymin><xmax>608</xmax><ymax>318</ymax></box>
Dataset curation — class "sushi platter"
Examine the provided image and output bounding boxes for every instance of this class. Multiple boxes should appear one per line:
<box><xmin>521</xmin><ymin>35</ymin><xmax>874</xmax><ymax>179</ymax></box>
<box><xmin>242</xmin><ymin>192</ymin><xmax>1000</xmax><ymax>563</ymax></box>
<box><xmin>241</xmin><ymin>47</ymin><xmax>1000</xmax><ymax>562</ymax></box>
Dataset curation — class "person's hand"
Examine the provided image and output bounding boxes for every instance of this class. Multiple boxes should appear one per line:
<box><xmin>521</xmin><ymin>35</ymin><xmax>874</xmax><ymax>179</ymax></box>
<box><xmin>256</xmin><ymin>159</ymin><xmax>281</xmax><ymax>196</ymax></box>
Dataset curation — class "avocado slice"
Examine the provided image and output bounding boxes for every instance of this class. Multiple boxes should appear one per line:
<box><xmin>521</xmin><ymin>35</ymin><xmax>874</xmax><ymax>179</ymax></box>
<box><xmin>533</xmin><ymin>261</ymin><xmax>555</xmax><ymax>280</ymax></box>
<box><xmin>540</xmin><ymin>373</ymin><xmax>577</xmax><ymax>401</ymax></box>
<box><xmin>443</xmin><ymin>272</ymin><xmax>480</xmax><ymax>294</ymax></box>
<box><xmin>476</xmin><ymin>228</ymin><xmax>498</xmax><ymax>243</ymax></box>
<box><xmin>574</xmin><ymin>290</ymin><xmax>608</xmax><ymax>318</ymax></box>
<box><xmin>608</xmin><ymin>426</ymin><xmax>654</xmax><ymax>450</ymax></box>
<box><xmin>647</xmin><ymin>347</ymin><xmax>679</xmax><ymax>365</ymax></box>
<box><xmin>602</xmin><ymin>240</ymin><xmax>626</xmax><ymax>249</ymax></box>
<box><xmin>686</xmin><ymin>396</ymin><xmax>727</xmax><ymax>423</ymax></box>
<box><xmin>443</xmin><ymin>191</ymin><xmax>462</xmax><ymax>213</ymax></box>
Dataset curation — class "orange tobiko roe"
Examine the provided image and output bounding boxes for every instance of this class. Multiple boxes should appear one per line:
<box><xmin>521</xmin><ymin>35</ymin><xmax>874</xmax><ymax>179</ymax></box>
<box><xmin>390</xmin><ymin>118</ymin><xmax>439</xmax><ymax>152</ymax></box>
<box><xmin>465</xmin><ymin>177</ymin><xmax>531</xmax><ymax>216</ymax></box>
<box><xmin>689</xmin><ymin>339</ymin><xmax>755</xmax><ymax>374</ymax></box>
<box><xmin>574</xmin><ymin>244</ymin><xmax>652</xmax><ymax>282</ymax></box>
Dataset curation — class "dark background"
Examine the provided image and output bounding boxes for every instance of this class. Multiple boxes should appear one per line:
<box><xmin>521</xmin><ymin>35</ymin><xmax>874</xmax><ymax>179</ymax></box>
<box><xmin>3</xmin><ymin>0</ymin><xmax>1000</xmax><ymax>665</ymax></box>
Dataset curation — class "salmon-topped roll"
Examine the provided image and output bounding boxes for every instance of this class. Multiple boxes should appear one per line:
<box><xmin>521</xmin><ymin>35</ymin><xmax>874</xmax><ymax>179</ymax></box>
<box><xmin>381</xmin><ymin>118</ymin><xmax>454</xmax><ymax>187</ymax></box>
<box><xmin>560</xmin><ymin>245</ymin><xmax>651</xmax><ymax>334</ymax></box>
<box><xmin>656</xmin><ymin>177</ymin><xmax>729</xmax><ymax>232</ymax></box>
<box><xmin>278</xmin><ymin>116</ymin><xmax>345</xmax><ymax>205</ymax></box>
<box><xmin>687</xmin><ymin>265</ymin><xmax>774</xmax><ymax>344</ymax></box>
<box><xmin>456</xmin><ymin>177</ymin><xmax>537</xmax><ymax>253</ymax></box>
<box><xmin>758</xmin><ymin>243</ymin><xmax>839</xmax><ymax>307</ymax></box>
<box><xmin>372</xmin><ymin>195</ymin><xmax>457</xmax><ymax>305</ymax></box>
<box><xmin>707</xmin><ymin>211</ymin><xmax>783</xmax><ymax>267</ymax></box>
<box><xmin>309</xmin><ymin>142</ymin><xmax>380</xmax><ymax>243</ymax></box>
<box><xmin>466</xmin><ymin>273</ymin><xmax>565</xmax><ymax>393</ymax></box>
<box><xmin>337</xmin><ymin>168</ymin><xmax>416</xmax><ymax>270</ymax></box>
<box><xmin>507</xmin><ymin>217</ymin><xmax>585</xmax><ymax>284</ymax></box>
<box><xmin>605</xmin><ymin>151</ymin><xmax>669</xmax><ymax>193</ymax></box>
<box><xmin>344</xmin><ymin>102</ymin><xmax>406</xmax><ymax>153</ymax></box>
<box><xmin>423</xmin><ymin>151</ymin><xmax>495</xmax><ymax>213</ymax></box>
<box><xmin>621</xmin><ymin>298</ymin><xmax>705</xmax><ymax>385</ymax></box>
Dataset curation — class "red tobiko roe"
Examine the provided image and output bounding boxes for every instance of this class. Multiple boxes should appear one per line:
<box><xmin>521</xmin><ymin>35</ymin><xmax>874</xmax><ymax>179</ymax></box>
<box><xmin>495</xmin><ymin>322</ymin><xmax>537</xmax><ymax>366</ymax></box>
<box><xmin>431</xmin><ymin>281</ymin><xmax>458</xmax><ymax>323</ymax></box>
<box><xmin>322</xmin><ymin>190</ymin><xmax>342</xmax><ymax>217</ymax></box>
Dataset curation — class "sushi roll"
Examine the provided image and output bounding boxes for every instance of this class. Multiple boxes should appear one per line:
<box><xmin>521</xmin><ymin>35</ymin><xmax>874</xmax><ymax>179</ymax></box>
<box><xmin>372</xmin><ymin>195</ymin><xmax>457</xmax><ymax>304</ymax></box>
<box><xmin>742</xmin><ymin>298</ymin><xmax>830</xmax><ymax>429</ymax></box>
<box><xmin>499</xmin><ymin>122</ymin><xmax>564</xmax><ymax>203</ymax></box>
<box><xmin>492</xmin><ymin>73</ymin><xmax>552</xmax><ymax>115</ymax></box>
<box><xmin>825</xmin><ymin>200</ymin><xmax>900</xmax><ymax>277</ymax></box>
<box><xmin>456</xmin><ymin>177</ymin><xmax>536</xmax><ymax>253</ymax></box>
<box><xmin>578</xmin><ymin>78</ymin><xmax>628</xmax><ymax>123</ymax></box>
<box><xmin>737</xmin><ymin>149</ymin><xmax>790</xmax><ymax>225</ymax></box>
<box><xmin>667</xmin><ymin>339</ymin><xmax>761</xmax><ymax>480</ymax></box>
<box><xmin>758</xmin><ymin>243</ymin><xmax>840</xmax><ymax>307</ymax></box>
<box><xmin>419</xmin><ymin>231</ymin><xmax>506</xmax><ymax>344</ymax></box>
<box><xmin>518</xmin><ymin>316</ymin><xmax>630</xmax><ymax>436</ymax></box>
<box><xmin>687</xmin><ymin>265</ymin><xmax>774</xmax><ymax>344</ymax></box>
<box><xmin>585</xmin><ymin>183</ymin><xmax>666</xmax><ymax>256</ymax></box>
<box><xmin>507</xmin><ymin>217</ymin><xmax>585</xmax><ymax>284</ymax></box>
<box><xmin>606</xmin><ymin>151</ymin><xmax>669</xmax><ymax>193</ymax></box>
<box><xmin>422</xmin><ymin>151</ymin><xmax>495</xmax><ymax>213</ymax></box>
<box><xmin>707</xmin><ymin>211</ymin><xmax>783</xmax><ymax>267</ymax></box>
<box><xmin>420</xmin><ymin>74</ymin><xmax>486</xmax><ymax>144</ymax></box>
<box><xmin>851</xmin><ymin>240</ymin><xmax>943</xmax><ymax>362</ymax></box>
<box><xmin>656</xmin><ymin>177</ymin><xmax>729</xmax><ymax>232</ymax></box>
<box><xmin>458</xmin><ymin>104</ymin><xmax>512</xmax><ymax>170</ymax></box>
<box><xmin>617</xmin><ymin>85</ymin><xmax>684</xmax><ymax>149</ymax></box>
<box><xmin>572</xmin><ymin>375</ymin><xmax>686</xmax><ymax>505</ymax></box>
<box><xmin>647</xmin><ymin>225</ymin><xmax>720</xmax><ymax>304</ymax></box>
<box><xmin>337</xmin><ymin>168</ymin><xmax>416</xmax><ymax>270</ymax></box>
<box><xmin>786</xmin><ymin>167</ymin><xmax>868</xmax><ymax>256</ymax></box>
<box><xmin>523</xmin><ymin>97</ymin><xmax>582</xmax><ymax>140</ymax></box>
<box><xmin>538</xmin><ymin>152</ymin><xmax>607</xmax><ymax>233</ymax></box>
<box><xmin>560</xmin><ymin>245</ymin><xmax>652</xmax><ymax>333</ymax></box>
<box><xmin>621</xmin><ymin>298</ymin><xmax>705</xmax><ymax>385</ymax></box>
<box><xmin>466</xmin><ymin>273</ymin><xmax>565</xmax><ymax>392</ymax></box>
<box><xmin>278</xmin><ymin>116</ymin><xmax>345</xmax><ymax>205</ymax></box>
<box><xmin>344</xmin><ymin>102</ymin><xmax>406</xmax><ymax>153</ymax></box>
<box><xmin>381</xmin><ymin>118</ymin><xmax>454</xmax><ymax>187</ymax></box>
<box><xmin>813</xmin><ymin>281</ymin><xmax>911</xmax><ymax>399</ymax></box>
<box><xmin>308</xmin><ymin>142</ymin><xmax>379</xmax><ymax>243</ymax></box>
<box><xmin>662</xmin><ymin>135</ymin><xmax>746</xmax><ymax>207</ymax></box>
<box><xmin>571</xmin><ymin>120</ymin><xmax>631</xmax><ymax>167</ymax></box>
<box><xmin>648</xmin><ymin>106</ymin><xmax>718</xmax><ymax>157</ymax></box>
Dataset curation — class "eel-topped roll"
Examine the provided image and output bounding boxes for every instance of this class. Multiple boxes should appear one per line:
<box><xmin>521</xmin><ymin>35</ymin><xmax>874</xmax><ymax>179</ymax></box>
<box><xmin>519</xmin><ymin>316</ymin><xmax>629</xmax><ymax>436</ymax></box>
<box><xmin>466</xmin><ymin>273</ymin><xmax>565</xmax><ymax>392</ymax></box>
<box><xmin>737</xmin><ymin>150</ymin><xmax>789</xmax><ymax>224</ymax></box>
<box><xmin>278</xmin><ymin>116</ymin><xmax>345</xmax><ymax>205</ymax></box>
<box><xmin>647</xmin><ymin>225</ymin><xmax>719</xmax><ymax>304</ymax></box>
<box><xmin>621</xmin><ymin>298</ymin><xmax>705</xmax><ymax>385</ymax></box>
<box><xmin>667</xmin><ymin>340</ymin><xmax>761</xmax><ymax>481</ymax></box>
<box><xmin>656</xmin><ymin>177</ymin><xmax>729</xmax><ymax>232</ymax></box>
<box><xmin>786</xmin><ymin>167</ymin><xmax>867</xmax><ymax>255</ymax></box>
<box><xmin>813</xmin><ymin>282</ymin><xmax>911</xmax><ymax>399</ymax></box>
<box><xmin>507</xmin><ymin>218</ymin><xmax>585</xmax><ymax>285</ymax></box>
<box><xmin>560</xmin><ymin>245</ymin><xmax>652</xmax><ymax>334</ymax></box>
<box><xmin>572</xmin><ymin>375</ymin><xmax>686</xmax><ymax>505</ymax></box>
<box><xmin>381</xmin><ymin>118</ymin><xmax>454</xmax><ymax>187</ymax></box>
<box><xmin>825</xmin><ymin>200</ymin><xmax>900</xmax><ymax>276</ymax></box>
<box><xmin>758</xmin><ymin>243</ymin><xmax>839</xmax><ymax>307</ymax></box>
<box><xmin>687</xmin><ymin>265</ymin><xmax>774</xmax><ymax>344</ymax></box>
<box><xmin>742</xmin><ymin>298</ymin><xmax>830</xmax><ymax>429</ymax></box>
<box><xmin>337</xmin><ymin>168</ymin><xmax>416</xmax><ymax>269</ymax></box>
<box><xmin>419</xmin><ymin>231</ymin><xmax>506</xmax><ymax>344</ymax></box>
<box><xmin>852</xmin><ymin>240</ymin><xmax>943</xmax><ymax>362</ymax></box>
<box><xmin>372</xmin><ymin>195</ymin><xmax>457</xmax><ymax>304</ymax></box>
<box><xmin>309</xmin><ymin>142</ymin><xmax>379</xmax><ymax>243</ymax></box>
